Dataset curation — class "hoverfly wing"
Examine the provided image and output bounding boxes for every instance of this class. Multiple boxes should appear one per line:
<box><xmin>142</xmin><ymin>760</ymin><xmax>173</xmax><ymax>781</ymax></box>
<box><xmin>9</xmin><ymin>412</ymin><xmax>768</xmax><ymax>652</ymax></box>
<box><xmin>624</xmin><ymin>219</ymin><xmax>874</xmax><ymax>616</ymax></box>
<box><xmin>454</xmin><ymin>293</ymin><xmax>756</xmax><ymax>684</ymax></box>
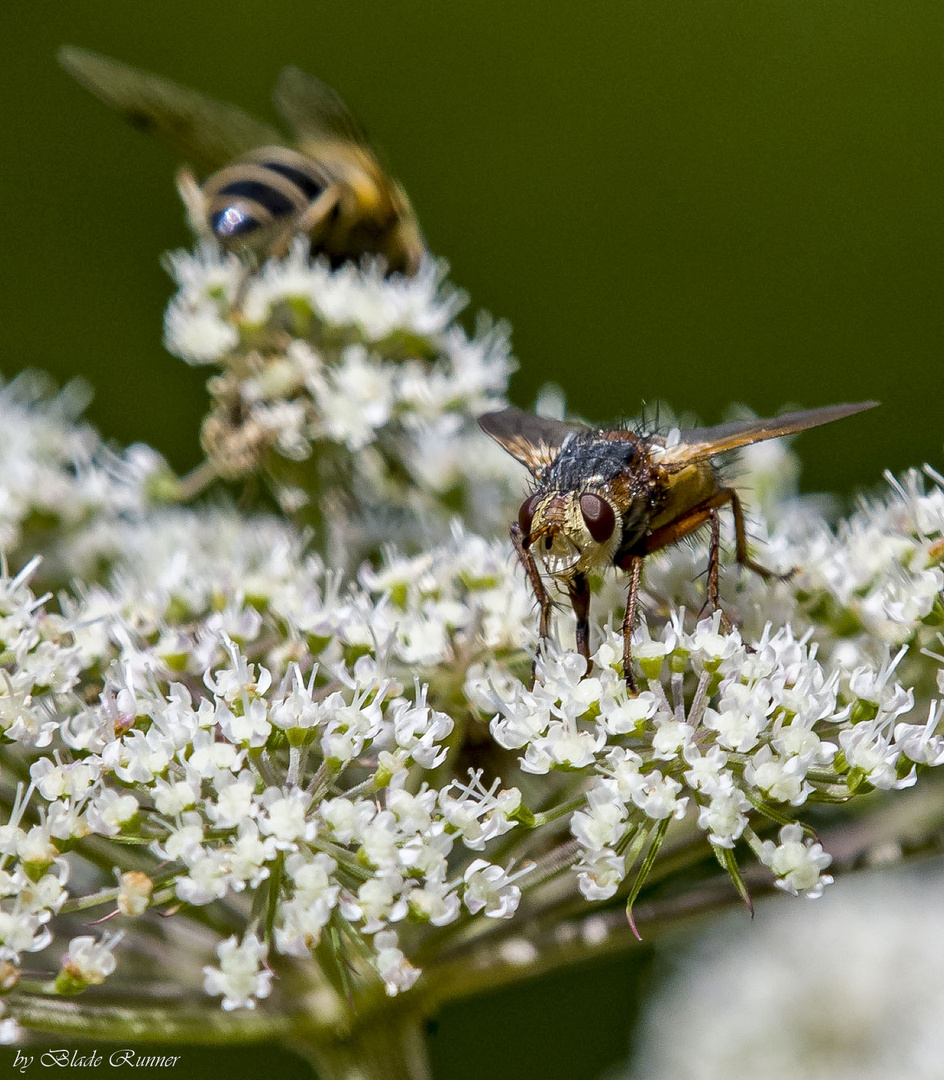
<box><xmin>275</xmin><ymin>66</ymin><xmax>425</xmax><ymax>274</ymax></box>
<box><xmin>59</xmin><ymin>45</ymin><xmax>283</xmax><ymax>173</ymax></box>
<box><xmin>661</xmin><ymin>401</ymin><xmax>879</xmax><ymax>469</ymax></box>
<box><xmin>478</xmin><ymin>407</ymin><xmax>587</xmax><ymax>479</ymax></box>
<box><xmin>273</xmin><ymin>66</ymin><xmax>371</xmax><ymax>150</ymax></box>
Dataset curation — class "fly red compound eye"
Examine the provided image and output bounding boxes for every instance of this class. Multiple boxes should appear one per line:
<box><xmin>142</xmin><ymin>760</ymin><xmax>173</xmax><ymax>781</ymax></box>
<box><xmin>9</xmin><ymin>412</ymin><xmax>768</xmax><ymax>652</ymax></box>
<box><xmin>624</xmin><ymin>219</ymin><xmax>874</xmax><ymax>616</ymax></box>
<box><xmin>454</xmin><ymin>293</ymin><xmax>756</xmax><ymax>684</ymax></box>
<box><xmin>579</xmin><ymin>494</ymin><xmax>615</xmax><ymax>543</ymax></box>
<box><xmin>518</xmin><ymin>494</ymin><xmax>543</xmax><ymax>542</ymax></box>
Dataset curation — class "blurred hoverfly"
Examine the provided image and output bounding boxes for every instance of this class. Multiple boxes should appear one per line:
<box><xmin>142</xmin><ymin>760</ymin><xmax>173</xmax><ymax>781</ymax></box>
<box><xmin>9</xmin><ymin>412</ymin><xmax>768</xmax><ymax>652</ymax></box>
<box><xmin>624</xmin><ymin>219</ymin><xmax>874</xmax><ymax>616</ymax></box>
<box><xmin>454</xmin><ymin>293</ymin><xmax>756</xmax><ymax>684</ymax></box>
<box><xmin>58</xmin><ymin>45</ymin><xmax>425</xmax><ymax>274</ymax></box>
<box><xmin>479</xmin><ymin>402</ymin><xmax>878</xmax><ymax>690</ymax></box>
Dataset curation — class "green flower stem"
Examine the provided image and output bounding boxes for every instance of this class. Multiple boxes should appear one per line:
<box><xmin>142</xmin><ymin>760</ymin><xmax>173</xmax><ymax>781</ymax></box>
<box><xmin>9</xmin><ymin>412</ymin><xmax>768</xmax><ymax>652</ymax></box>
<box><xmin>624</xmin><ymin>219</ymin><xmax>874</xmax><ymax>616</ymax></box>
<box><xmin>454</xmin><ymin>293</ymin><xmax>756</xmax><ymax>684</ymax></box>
<box><xmin>8</xmin><ymin>992</ymin><xmax>291</xmax><ymax>1044</ymax></box>
<box><xmin>11</xmin><ymin>979</ymin><xmax>431</xmax><ymax>1080</ymax></box>
<box><xmin>530</xmin><ymin>795</ymin><xmax>590</xmax><ymax>828</ymax></box>
<box><xmin>173</xmin><ymin>458</ymin><xmax>220</xmax><ymax>503</ymax></box>
<box><xmin>298</xmin><ymin>1014</ymin><xmax>431</xmax><ymax>1080</ymax></box>
<box><xmin>59</xmin><ymin>886</ymin><xmax>121</xmax><ymax>914</ymax></box>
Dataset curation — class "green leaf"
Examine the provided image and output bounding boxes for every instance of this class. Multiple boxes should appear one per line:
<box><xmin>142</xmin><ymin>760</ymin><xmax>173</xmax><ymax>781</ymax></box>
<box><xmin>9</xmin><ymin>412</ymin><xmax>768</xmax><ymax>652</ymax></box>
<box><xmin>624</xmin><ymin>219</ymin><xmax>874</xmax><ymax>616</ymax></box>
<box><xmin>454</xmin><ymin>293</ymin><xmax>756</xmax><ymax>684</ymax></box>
<box><xmin>625</xmin><ymin>818</ymin><xmax>671</xmax><ymax>940</ymax></box>
<box><xmin>711</xmin><ymin>841</ymin><xmax>753</xmax><ymax>916</ymax></box>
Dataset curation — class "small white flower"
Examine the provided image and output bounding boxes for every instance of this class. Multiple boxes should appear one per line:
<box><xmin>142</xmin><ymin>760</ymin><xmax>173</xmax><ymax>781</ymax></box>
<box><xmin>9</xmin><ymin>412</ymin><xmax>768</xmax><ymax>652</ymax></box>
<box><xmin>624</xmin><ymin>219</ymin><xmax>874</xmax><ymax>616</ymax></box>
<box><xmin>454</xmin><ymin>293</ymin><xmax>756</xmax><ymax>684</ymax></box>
<box><xmin>352</xmin><ymin>874</ymin><xmax>409</xmax><ymax>933</ymax></box>
<box><xmin>275</xmin><ymin>897</ymin><xmax>333</xmax><ymax>957</ymax></box>
<box><xmin>651</xmin><ymin>716</ymin><xmax>696</xmax><ymax>760</ymax></box>
<box><xmin>164</xmin><ymin>301</ymin><xmax>239</xmax><ymax>365</ymax></box>
<box><xmin>86</xmin><ymin>789</ymin><xmax>139</xmax><ymax>836</ymax></box>
<box><xmin>228</xmin><ymin>823</ymin><xmax>276</xmax><ymax>889</ymax></box>
<box><xmin>206</xmin><ymin>774</ymin><xmax>258</xmax><ymax>829</ymax></box>
<box><xmin>59</xmin><ymin>932</ymin><xmax>123</xmax><ymax>987</ymax></box>
<box><xmin>309</xmin><ymin>345</ymin><xmax>396</xmax><ymax>450</ymax></box>
<box><xmin>373</xmin><ymin>930</ymin><xmax>421</xmax><ymax>996</ymax></box>
<box><xmin>839</xmin><ymin>723</ymin><xmax>910</xmax><ymax>791</ymax></box>
<box><xmin>758</xmin><ymin>823</ymin><xmax>833</xmax><ymax>898</ymax></box>
<box><xmin>682</xmin><ymin>744</ymin><xmax>731</xmax><ymax>795</ymax></box>
<box><xmin>894</xmin><ymin>702</ymin><xmax>944</xmax><ymax>766</ymax></box>
<box><xmin>744</xmin><ymin>746</ymin><xmax>812</xmax><ymax>807</ymax></box>
<box><xmin>489</xmin><ymin>692</ymin><xmax>553</xmax><ymax>750</ymax></box>
<box><xmin>575</xmin><ymin>849</ymin><xmax>625</xmax><ymax>901</ymax></box>
<box><xmin>154</xmin><ymin>817</ymin><xmax>205</xmax><ymax>863</ymax></box>
<box><xmin>257</xmin><ymin>788</ymin><xmax>316</xmax><ymax>847</ymax></box>
<box><xmin>176</xmin><ymin>851</ymin><xmax>230</xmax><ymax>905</ymax></box>
<box><xmin>17</xmin><ymin>824</ymin><xmax>58</xmax><ymax>868</ymax></box>
<box><xmin>203</xmin><ymin>933</ymin><xmax>272</xmax><ymax>1011</ymax></box>
<box><xmin>152</xmin><ymin>777</ymin><xmax>199</xmax><ymax>816</ymax></box>
<box><xmin>602</xmin><ymin>746</ymin><xmax>646</xmax><ymax>801</ymax></box>
<box><xmin>572</xmin><ymin>781</ymin><xmax>627</xmax><ymax>852</ymax></box>
<box><xmin>29</xmin><ymin>757</ymin><xmax>100</xmax><ymax>801</ymax></box>
<box><xmin>631</xmin><ymin>771</ymin><xmax>688</xmax><ymax>822</ymax></box>
<box><xmin>703</xmin><ymin>702</ymin><xmax>766</xmax><ymax>754</ymax></box>
<box><xmin>408</xmin><ymin>879</ymin><xmax>461</xmax><ymax>927</ymax></box>
<box><xmin>463</xmin><ymin>859</ymin><xmax>523</xmax><ymax>919</ymax></box>
<box><xmin>286</xmin><ymin>852</ymin><xmax>339</xmax><ymax>908</ymax></box>
<box><xmin>438</xmin><ymin>771</ymin><xmax>520</xmax><ymax>850</ymax></box>
<box><xmin>0</xmin><ymin>910</ymin><xmax>52</xmax><ymax>961</ymax></box>
<box><xmin>521</xmin><ymin>720</ymin><xmax>605</xmax><ymax>774</ymax></box>
<box><xmin>599</xmin><ymin>690</ymin><xmax>658</xmax><ymax>736</ymax></box>
<box><xmin>696</xmin><ymin>790</ymin><xmax>751</xmax><ymax>848</ymax></box>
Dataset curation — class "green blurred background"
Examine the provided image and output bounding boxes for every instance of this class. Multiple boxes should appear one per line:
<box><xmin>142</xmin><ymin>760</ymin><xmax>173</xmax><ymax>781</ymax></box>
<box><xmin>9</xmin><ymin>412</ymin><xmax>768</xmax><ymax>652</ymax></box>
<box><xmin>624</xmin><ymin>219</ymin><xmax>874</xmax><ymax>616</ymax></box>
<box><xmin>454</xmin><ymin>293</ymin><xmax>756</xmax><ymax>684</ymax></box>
<box><xmin>4</xmin><ymin>1</ymin><xmax>942</xmax><ymax>492</ymax></box>
<box><xmin>2</xmin><ymin>2</ymin><xmax>943</xmax><ymax>1077</ymax></box>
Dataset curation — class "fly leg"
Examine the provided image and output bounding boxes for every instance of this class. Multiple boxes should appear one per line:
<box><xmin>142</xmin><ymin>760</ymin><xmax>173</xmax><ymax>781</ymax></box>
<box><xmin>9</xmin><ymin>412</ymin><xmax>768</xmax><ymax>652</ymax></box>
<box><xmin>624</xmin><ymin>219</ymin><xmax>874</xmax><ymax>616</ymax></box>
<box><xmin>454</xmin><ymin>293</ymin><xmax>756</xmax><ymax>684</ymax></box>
<box><xmin>511</xmin><ymin>523</ymin><xmax>552</xmax><ymax>686</ymax></box>
<box><xmin>175</xmin><ymin>166</ymin><xmax>212</xmax><ymax>243</ymax></box>
<box><xmin>617</xmin><ymin>490</ymin><xmax>748</xmax><ymax>676</ymax></box>
<box><xmin>621</xmin><ymin>556</ymin><xmax>643</xmax><ymax>693</ymax></box>
<box><xmin>705</xmin><ymin>506</ymin><xmax>734</xmax><ymax>632</ymax></box>
<box><xmin>567</xmin><ymin>572</ymin><xmax>592</xmax><ymax>677</ymax></box>
<box><xmin>272</xmin><ymin>185</ymin><xmax>342</xmax><ymax>259</ymax></box>
<box><xmin>625</xmin><ymin>487</ymin><xmax>792</xmax><ymax>654</ymax></box>
<box><xmin>726</xmin><ymin>487</ymin><xmax>794</xmax><ymax>582</ymax></box>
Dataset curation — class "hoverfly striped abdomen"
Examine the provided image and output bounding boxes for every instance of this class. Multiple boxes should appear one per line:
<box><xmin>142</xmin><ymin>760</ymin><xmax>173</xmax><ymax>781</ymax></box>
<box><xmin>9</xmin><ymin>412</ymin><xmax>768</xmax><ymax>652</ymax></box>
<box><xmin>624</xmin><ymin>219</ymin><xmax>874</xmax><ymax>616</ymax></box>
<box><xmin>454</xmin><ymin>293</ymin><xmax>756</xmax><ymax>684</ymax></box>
<box><xmin>203</xmin><ymin>146</ymin><xmax>329</xmax><ymax>244</ymax></box>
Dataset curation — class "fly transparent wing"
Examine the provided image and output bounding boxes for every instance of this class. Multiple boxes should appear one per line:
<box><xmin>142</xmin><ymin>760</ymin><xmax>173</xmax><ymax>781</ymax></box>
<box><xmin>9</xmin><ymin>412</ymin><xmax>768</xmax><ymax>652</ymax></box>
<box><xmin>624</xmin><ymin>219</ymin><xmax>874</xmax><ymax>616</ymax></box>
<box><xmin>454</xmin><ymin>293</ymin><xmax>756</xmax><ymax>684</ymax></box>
<box><xmin>59</xmin><ymin>45</ymin><xmax>284</xmax><ymax>172</ymax></box>
<box><xmin>661</xmin><ymin>401</ymin><xmax>879</xmax><ymax>468</ymax></box>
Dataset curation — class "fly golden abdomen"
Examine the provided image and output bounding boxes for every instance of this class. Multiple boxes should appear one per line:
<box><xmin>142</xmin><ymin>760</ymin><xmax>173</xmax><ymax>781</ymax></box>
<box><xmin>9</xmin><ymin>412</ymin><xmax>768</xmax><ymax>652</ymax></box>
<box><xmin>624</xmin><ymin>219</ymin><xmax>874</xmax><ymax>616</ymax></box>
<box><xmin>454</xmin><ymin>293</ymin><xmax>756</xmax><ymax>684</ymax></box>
<box><xmin>647</xmin><ymin>462</ymin><xmax>719</xmax><ymax>532</ymax></box>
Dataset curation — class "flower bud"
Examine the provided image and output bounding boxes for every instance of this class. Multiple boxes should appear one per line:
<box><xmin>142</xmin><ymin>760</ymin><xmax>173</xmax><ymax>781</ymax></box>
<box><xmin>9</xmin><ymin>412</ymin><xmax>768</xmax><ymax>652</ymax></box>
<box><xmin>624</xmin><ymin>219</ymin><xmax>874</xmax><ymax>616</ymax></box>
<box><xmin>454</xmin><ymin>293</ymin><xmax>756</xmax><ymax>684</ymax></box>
<box><xmin>117</xmin><ymin>872</ymin><xmax>154</xmax><ymax>917</ymax></box>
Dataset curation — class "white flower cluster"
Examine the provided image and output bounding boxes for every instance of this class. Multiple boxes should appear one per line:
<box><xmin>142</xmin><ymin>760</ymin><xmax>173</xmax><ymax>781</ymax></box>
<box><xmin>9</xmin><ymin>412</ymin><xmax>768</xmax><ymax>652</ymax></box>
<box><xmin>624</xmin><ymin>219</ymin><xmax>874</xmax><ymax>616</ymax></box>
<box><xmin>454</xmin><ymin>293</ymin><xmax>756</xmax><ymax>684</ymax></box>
<box><xmin>491</xmin><ymin>615</ymin><xmax>940</xmax><ymax>910</ymax></box>
<box><xmin>1</xmin><ymin>482</ymin><xmax>939</xmax><ymax>1014</ymax></box>
<box><xmin>0</xmin><ymin>246</ymin><xmax>942</xmax><ymax>1028</ymax></box>
<box><xmin>0</xmin><ymin>524</ymin><xmax>533</xmax><ymax>1010</ymax></box>
<box><xmin>639</xmin><ymin>461</ymin><xmax>944</xmax><ymax>686</ymax></box>
<box><xmin>162</xmin><ymin>242</ymin><xmax>521</xmax><ymax>553</ymax></box>
<box><xmin>792</xmin><ymin>467</ymin><xmax>944</xmax><ymax>659</ymax></box>
<box><xmin>0</xmin><ymin>373</ymin><xmax>162</xmax><ymax>579</ymax></box>
<box><xmin>631</xmin><ymin>869</ymin><xmax>944</xmax><ymax>1080</ymax></box>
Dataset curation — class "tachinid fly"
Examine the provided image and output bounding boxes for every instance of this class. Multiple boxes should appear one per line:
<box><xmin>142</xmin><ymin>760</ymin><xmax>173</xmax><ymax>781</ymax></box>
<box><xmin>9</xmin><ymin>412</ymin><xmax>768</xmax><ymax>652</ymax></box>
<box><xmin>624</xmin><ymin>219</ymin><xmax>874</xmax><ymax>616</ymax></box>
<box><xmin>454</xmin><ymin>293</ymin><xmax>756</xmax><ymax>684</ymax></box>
<box><xmin>479</xmin><ymin>402</ymin><xmax>878</xmax><ymax>690</ymax></box>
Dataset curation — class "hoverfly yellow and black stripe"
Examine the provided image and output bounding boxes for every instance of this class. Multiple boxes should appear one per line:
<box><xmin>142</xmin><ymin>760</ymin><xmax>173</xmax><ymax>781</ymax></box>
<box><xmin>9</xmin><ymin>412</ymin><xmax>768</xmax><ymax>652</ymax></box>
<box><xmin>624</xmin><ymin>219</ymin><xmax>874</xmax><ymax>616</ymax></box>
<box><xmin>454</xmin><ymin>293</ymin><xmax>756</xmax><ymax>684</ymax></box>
<box><xmin>58</xmin><ymin>46</ymin><xmax>425</xmax><ymax>275</ymax></box>
<box><xmin>202</xmin><ymin>146</ymin><xmax>330</xmax><ymax>244</ymax></box>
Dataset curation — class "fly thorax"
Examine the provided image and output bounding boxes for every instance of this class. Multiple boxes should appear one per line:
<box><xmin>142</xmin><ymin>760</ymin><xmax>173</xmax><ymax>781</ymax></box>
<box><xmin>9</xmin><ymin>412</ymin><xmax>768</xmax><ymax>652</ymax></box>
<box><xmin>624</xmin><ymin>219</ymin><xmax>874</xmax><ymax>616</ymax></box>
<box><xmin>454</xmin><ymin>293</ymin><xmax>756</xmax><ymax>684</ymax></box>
<box><xmin>529</xmin><ymin>491</ymin><xmax>623</xmax><ymax>577</ymax></box>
